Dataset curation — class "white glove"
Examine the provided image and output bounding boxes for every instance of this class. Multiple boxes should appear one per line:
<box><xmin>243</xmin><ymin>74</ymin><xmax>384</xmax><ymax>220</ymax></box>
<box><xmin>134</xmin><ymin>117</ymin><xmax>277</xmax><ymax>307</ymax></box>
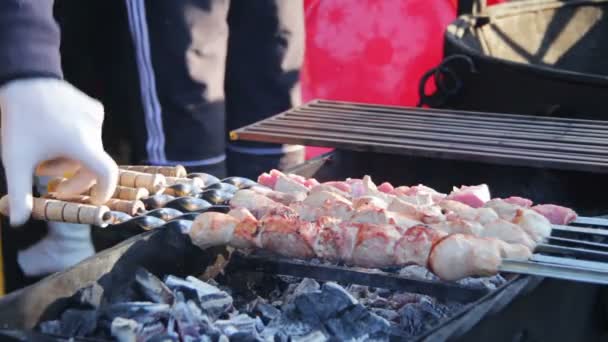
<box><xmin>0</xmin><ymin>78</ymin><xmax>118</xmax><ymax>226</ymax></box>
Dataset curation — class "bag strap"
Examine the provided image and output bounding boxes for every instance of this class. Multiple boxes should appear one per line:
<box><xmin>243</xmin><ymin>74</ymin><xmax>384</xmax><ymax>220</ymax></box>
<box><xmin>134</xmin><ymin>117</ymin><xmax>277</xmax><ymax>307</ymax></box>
<box><xmin>457</xmin><ymin>0</ymin><xmax>487</xmax><ymax>16</ymax></box>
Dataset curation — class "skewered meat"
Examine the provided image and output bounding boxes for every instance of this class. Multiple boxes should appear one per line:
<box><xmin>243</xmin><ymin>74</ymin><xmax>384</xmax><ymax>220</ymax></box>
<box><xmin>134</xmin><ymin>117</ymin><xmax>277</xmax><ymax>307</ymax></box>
<box><xmin>446</xmin><ymin>184</ymin><xmax>490</xmax><ymax>208</ymax></box>
<box><xmin>352</xmin><ymin>196</ymin><xmax>388</xmax><ymax>210</ymax></box>
<box><xmin>312</xmin><ymin>218</ymin><xmax>359</xmax><ymax>262</ymax></box>
<box><xmin>531</xmin><ymin>204</ymin><xmax>577</xmax><ymax>225</ymax></box>
<box><xmin>350</xmin><ymin>223</ymin><xmax>402</xmax><ymax>268</ymax></box>
<box><xmin>230</xmin><ymin>189</ymin><xmax>281</xmax><ymax>212</ymax></box>
<box><xmin>401</xmin><ymin>185</ymin><xmax>446</xmax><ymax>203</ymax></box>
<box><xmin>439</xmin><ymin>200</ymin><xmax>498</xmax><ymax>224</ymax></box>
<box><xmin>377</xmin><ymin>182</ymin><xmax>395</xmax><ymax>193</ymax></box>
<box><xmin>190</xmin><ymin>211</ymin><xmax>530</xmax><ymax>281</ymax></box>
<box><xmin>512</xmin><ymin>209</ymin><xmax>552</xmax><ymax>242</ymax></box>
<box><xmin>503</xmin><ymin>196</ymin><xmax>533</xmax><ymax>208</ymax></box>
<box><xmin>227</xmin><ymin>208</ymin><xmax>260</xmax><ymax>248</ymax></box>
<box><xmin>428</xmin><ymin>234</ymin><xmax>531</xmax><ymax>281</ymax></box>
<box><xmin>480</xmin><ymin>219</ymin><xmax>536</xmax><ymax>250</ymax></box>
<box><xmin>393</xmin><ymin>225</ymin><xmax>446</xmax><ymax>267</ymax></box>
<box><xmin>485</xmin><ymin>199</ymin><xmax>552</xmax><ymax>242</ymax></box>
<box><xmin>259</xmin><ymin>214</ymin><xmax>318</xmax><ymax>259</ymax></box>
<box><xmin>274</xmin><ymin>173</ymin><xmax>309</xmax><ymax>195</ymax></box>
<box><xmin>350</xmin><ymin>207</ymin><xmax>422</xmax><ymax>228</ymax></box>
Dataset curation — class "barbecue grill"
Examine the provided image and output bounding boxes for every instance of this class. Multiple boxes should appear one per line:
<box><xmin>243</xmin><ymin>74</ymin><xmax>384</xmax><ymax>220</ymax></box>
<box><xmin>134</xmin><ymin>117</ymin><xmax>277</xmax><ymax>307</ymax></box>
<box><xmin>0</xmin><ymin>160</ymin><xmax>605</xmax><ymax>340</ymax></box>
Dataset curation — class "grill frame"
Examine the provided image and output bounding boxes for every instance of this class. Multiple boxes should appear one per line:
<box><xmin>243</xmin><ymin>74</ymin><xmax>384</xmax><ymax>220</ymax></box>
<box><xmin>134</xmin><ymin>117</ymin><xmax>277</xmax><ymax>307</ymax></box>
<box><xmin>231</xmin><ymin>99</ymin><xmax>608</xmax><ymax>174</ymax></box>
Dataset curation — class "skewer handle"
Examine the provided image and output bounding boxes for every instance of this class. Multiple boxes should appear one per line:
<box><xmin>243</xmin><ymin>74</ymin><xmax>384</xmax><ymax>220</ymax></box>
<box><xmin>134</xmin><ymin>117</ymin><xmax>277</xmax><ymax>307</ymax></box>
<box><xmin>94</xmin><ymin>185</ymin><xmax>149</xmax><ymax>201</ymax></box>
<box><xmin>0</xmin><ymin>196</ymin><xmax>112</xmax><ymax>227</ymax></box>
<box><xmin>45</xmin><ymin>194</ymin><xmax>146</xmax><ymax>216</ymax></box>
<box><xmin>47</xmin><ymin>177</ymin><xmax>150</xmax><ymax>201</ymax></box>
<box><xmin>118</xmin><ymin>170</ymin><xmax>166</xmax><ymax>194</ymax></box>
<box><xmin>165</xmin><ymin>176</ymin><xmax>204</xmax><ymax>188</ymax></box>
<box><xmin>119</xmin><ymin>165</ymin><xmax>187</xmax><ymax>178</ymax></box>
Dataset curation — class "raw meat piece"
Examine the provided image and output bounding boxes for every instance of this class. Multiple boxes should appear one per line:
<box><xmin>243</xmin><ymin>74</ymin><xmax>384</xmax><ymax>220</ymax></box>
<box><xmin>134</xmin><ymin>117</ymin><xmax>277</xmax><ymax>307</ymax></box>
<box><xmin>312</xmin><ymin>220</ymin><xmax>359</xmax><ymax>262</ymax></box>
<box><xmin>480</xmin><ymin>219</ymin><xmax>536</xmax><ymax>250</ymax></box>
<box><xmin>249</xmin><ymin>186</ymin><xmax>304</xmax><ymax>205</ymax></box>
<box><xmin>393</xmin><ymin>226</ymin><xmax>446</xmax><ymax>267</ymax></box>
<box><xmin>302</xmin><ymin>190</ymin><xmax>351</xmax><ymax>208</ymax></box>
<box><xmin>377</xmin><ymin>182</ymin><xmax>394</xmax><ymax>193</ymax></box>
<box><xmin>310</xmin><ymin>184</ymin><xmax>351</xmax><ymax>198</ymax></box>
<box><xmin>351</xmin><ymin>223</ymin><xmax>402</xmax><ymax>268</ymax></box>
<box><xmin>257</xmin><ymin>170</ymin><xmax>283</xmax><ymax>188</ymax></box>
<box><xmin>390</xmin><ymin>186</ymin><xmax>411</xmax><ymax>196</ymax></box>
<box><xmin>230</xmin><ymin>189</ymin><xmax>281</xmax><ymax>212</ymax></box>
<box><xmin>485</xmin><ymin>199</ymin><xmax>552</xmax><ymax>242</ymax></box>
<box><xmin>260</xmin><ymin>215</ymin><xmax>318</xmax><ymax>259</ymax></box>
<box><xmin>228</xmin><ymin>208</ymin><xmax>261</xmax><ymax>248</ymax></box>
<box><xmin>353</xmin><ymin>196</ymin><xmax>389</xmax><ymax>210</ymax></box>
<box><xmin>484</xmin><ymin>199</ymin><xmax>520</xmax><ymax>221</ymax></box>
<box><xmin>189</xmin><ymin>212</ymin><xmax>238</xmax><ymax>249</ymax></box>
<box><xmin>428</xmin><ymin>234</ymin><xmax>531</xmax><ymax>281</ymax></box>
<box><xmin>350</xmin><ymin>207</ymin><xmax>421</xmax><ymax>229</ymax></box>
<box><xmin>275</xmin><ymin>173</ymin><xmax>309</xmax><ymax>195</ymax></box>
<box><xmin>532</xmin><ymin>204</ymin><xmax>577</xmax><ymax>225</ymax></box>
<box><xmin>503</xmin><ymin>196</ymin><xmax>533</xmax><ymax>208</ymax></box>
<box><xmin>321</xmin><ymin>181</ymin><xmax>352</xmax><ymax>193</ymax></box>
<box><xmin>512</xmin><ymin>209</ymin><xmax>552</xmax><ymax>242</ymax></box>
<box><xmin>403</xmin><ymin>185</ymin><xmax>446</xmax><ymax>203</ymax></box>
<box><xmin>446</xmin><ymin>184</ymin><xmax>490</xmax><ymax>208</ymax></box>
<box><xmin>430</xmin><ymin>219</ymin><xmax>485</xmax><ymax>236</ymax></box>
<box><xmin>439</xmin><ymin>200</ymin><xmax>498</xmax><ymax>224</ymax></box>
<box><xmin>388</xmin><ymin>198</ymin><xmax>444</xmax><ymax>224</ymax></box>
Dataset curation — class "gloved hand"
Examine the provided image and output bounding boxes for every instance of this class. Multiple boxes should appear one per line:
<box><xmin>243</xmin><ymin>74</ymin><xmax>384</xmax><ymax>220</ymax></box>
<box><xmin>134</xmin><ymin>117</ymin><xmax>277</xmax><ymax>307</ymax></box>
<box><xmin>0</xmin><ymin>78</ymin><xmax>118</xmax><ymax>226</ymax></box>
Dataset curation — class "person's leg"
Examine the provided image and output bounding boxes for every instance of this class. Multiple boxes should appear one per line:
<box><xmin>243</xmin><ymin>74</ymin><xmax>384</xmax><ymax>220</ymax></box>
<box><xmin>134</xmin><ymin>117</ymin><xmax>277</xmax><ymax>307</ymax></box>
<box><xmin>124</xmin><ymin>0</ymin><xmax>231</xmax><ymax>177</ymax></box>
<box><xmin>224</xmin><ymin>0</ymin><xmax>306</xmax><ymax>179</ymax></box>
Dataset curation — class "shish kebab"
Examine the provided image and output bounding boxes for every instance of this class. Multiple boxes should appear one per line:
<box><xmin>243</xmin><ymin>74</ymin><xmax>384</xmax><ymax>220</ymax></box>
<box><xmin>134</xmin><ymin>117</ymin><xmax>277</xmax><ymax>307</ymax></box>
<box><xmin>188</xmin><ymin>169</ymin><xmax>578</xmax><ymax>281</ymax></box>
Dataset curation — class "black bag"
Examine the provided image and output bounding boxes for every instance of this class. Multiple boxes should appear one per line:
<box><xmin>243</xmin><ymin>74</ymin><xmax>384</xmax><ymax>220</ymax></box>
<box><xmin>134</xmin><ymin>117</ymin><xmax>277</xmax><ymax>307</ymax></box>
<box><xmin>420</xmin><ymin>0</ymin><xmax>608</xmax><ymax>119</ymax></box>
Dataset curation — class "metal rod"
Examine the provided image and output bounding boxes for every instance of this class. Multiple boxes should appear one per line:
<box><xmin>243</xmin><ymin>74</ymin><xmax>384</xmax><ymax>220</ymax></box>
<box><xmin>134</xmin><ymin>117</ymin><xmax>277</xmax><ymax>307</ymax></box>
<box><xmin>535</xmin><ymin>244</ymin><xmax>608</xmax><ymax>262</ymax></box>
<box><xmin>546</xmin><ymin>236</ymin><xmax>608</xmax><ymax>251</ymax></box>
<box><xmin>551</xmin><ymin>225</ymin><xmax>608</xmax><ymax>237</ymax></box>
<box><xmin>499</xmin><ymin>259</ymin><xmax>608</xmax><ymax>285</ymax></box>
<box><xmin>573</xmin><ymin>216</ymin><xmax>608</xmax><ymax>227</ymax></box>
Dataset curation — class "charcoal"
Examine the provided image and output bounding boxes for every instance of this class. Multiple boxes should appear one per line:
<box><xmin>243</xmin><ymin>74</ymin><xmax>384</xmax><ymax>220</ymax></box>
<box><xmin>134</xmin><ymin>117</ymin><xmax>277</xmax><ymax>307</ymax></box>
<box><xmin>398</xmin><ymin>296</ymin><xmax>456</xmax><ymax>337</ymax></box>
<box><xmin>371</xmin><ymin>308</ymin><xmax>400</xmax><ymax>323</ymax></box>
<box><xmin>147</xmin><ymin>334</ymin><xmax>180</xmax><ymax>342</ymax></box>
<box><xmin>215</xmin><ymin>314</ymin><xmax>260</xmax><ymax>337</ymax></box>
<box><xmin>458</xmin><ymin>274</ymin><xmax>506</xmax><ymax>290</ymax></box>
<box><xmin>38</xmin><ymin>320</ymin><xmax>62</xmax><ymax>335</ymax></box>
<box><xmin>100</xmin><ymin>302</ymin><xmax>170</xmax><ymax>326</ymax></box>
<box><xmin>264</xmin><ymin>304</ymin><xmax>318</xmax><ymax>338</ymax></box>
<box><xmin>324</xmin><ymin>304</ymin><xmax>390</xmax><ymax>341</ymax></box>
<box><xmin>292</xmin><ymin>278</ymin><xmax>320</xmax><ymax>297</ymax></box>
<box><xmin>291</xmin><ymin>330</ymin><xmax>328</xmax><ymax>342</ymax></box>
<box><xmin>59</xmin><ymin>308</ymin><xmax>98</xmax><ymax>337</ymax></box>
<box><xmin>172</xmin><ymin>300</ymin><xmax>202</xmax><ymax>338</ymax></box>
<box><xmin>294</xmin><ymin>282</ymin><xmax>357</xmax><ymax>323</ymax></box>
<box><xmin>252</xmin><ymin>302</ymin><xmax>281</xmax><ymax>324</ymax></box>
<box><xmin>135</xmin><ymin>268</ymin><xmax>174</xmax><ymax>304</ymax></box>
<box><xmin>137</xmin><ymin>322</ymin><xmax>166</xmax><ymax>340</ymax></box>
<box><xmin>111</xmin><ymin>317</ymin><xmax>141</xmax><ymax>342</ymax></box>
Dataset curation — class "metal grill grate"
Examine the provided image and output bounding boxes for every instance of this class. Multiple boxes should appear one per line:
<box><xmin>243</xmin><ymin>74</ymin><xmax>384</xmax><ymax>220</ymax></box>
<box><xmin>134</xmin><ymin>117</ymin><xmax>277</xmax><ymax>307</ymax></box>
<box><xmin>230</xmin><ymin>100</ymin><xmax>608</xmax><ymax>173</ymax></box>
